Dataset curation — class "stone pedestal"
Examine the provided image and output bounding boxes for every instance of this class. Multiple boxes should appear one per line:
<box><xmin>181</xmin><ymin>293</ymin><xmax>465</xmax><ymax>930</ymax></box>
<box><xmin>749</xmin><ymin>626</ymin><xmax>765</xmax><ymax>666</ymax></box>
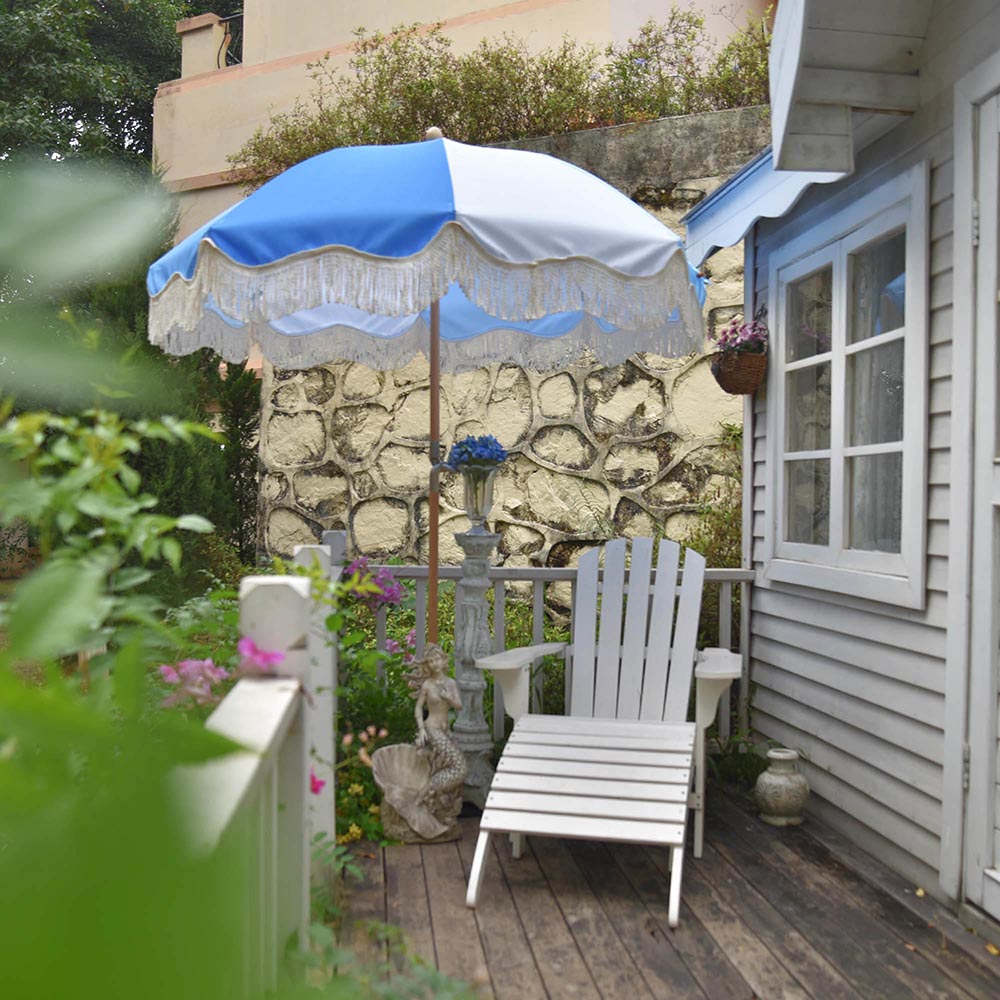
<box><xmin>451</xmin><ymin>530</ymin><xmax>500</xmax><ymax>807</ymax></box>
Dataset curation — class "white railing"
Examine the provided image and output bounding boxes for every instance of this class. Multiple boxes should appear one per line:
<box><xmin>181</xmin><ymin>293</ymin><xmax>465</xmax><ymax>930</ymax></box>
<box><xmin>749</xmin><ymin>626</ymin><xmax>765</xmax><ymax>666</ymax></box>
<box><xmin>175</xmin><ymin>556</ymin><xmax>339</xmax><ymax>998</ymax></box>
<box><xmin>322</xmin><ymin>527</ymin><xmax>753</xmax><ymax>740</ymax></box>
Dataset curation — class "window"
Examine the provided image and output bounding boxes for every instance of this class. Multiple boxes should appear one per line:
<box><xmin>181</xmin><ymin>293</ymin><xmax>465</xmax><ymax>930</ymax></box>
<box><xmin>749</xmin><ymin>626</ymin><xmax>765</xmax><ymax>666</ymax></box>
<box><xmin>765</xmin><ymin>164</ymin><xmax>929</xmax><ymax>607</ymax></box>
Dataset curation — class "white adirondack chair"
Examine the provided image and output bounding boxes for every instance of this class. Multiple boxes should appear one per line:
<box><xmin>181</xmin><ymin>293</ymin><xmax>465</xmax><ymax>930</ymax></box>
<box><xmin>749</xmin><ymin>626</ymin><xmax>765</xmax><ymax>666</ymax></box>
<box><xmin>464</xmin><ymin>537</ymin><xmax>740</xmax><ymax>928</ymax></box>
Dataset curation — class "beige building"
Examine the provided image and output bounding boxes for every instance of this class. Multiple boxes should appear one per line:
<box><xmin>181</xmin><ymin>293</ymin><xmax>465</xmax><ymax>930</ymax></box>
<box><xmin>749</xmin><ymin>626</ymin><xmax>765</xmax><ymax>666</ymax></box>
<box><xmin>151</xmin><ymin>3</ymin><xmax>770</xmax><ymax>565</ymax></box>
<box><xmin>154</xmin><ymin>1</ymin><xmax>769</xmax><ymax>237</ymax></box>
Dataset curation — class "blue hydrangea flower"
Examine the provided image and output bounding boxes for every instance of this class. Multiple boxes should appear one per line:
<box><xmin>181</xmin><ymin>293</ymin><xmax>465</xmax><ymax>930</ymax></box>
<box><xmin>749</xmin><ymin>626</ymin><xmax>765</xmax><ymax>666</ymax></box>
<box><xmin>445</xmin><ymin>434</ymin><xmax>508</xmax><ymax>470</ymax></box>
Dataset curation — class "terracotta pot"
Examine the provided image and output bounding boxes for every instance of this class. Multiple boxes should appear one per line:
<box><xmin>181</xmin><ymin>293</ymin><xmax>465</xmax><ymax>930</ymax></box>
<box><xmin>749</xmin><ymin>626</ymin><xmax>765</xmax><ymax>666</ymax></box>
<box><xmin>710</xmin><ymin>351</ymin><xmax>767</xmax><ymax>394</ymax></box>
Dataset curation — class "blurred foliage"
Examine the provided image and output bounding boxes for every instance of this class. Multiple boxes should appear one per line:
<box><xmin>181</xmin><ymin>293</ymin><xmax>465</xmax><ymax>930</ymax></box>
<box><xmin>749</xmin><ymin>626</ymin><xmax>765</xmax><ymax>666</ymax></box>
<box><xmin>230</xmin><ymin>6</ymin><xmax>773</xmax><ymax>188</ymax></box>
<box><xmin>0</xmin><ymin>163</ymin><xmax>260</xmax><ymax>595</ymax></box>
<box><xmin>686</xmin><ymin>422</ymin><xmax>744</xmax><ymax>650</ymax></box>
<box><xmin>0</xmin><ymin>409</ymin><xmax>215</xmax><ymax>662</ymax></box>
<box><xmin>0</xmin><ymin>162</ymin><xmax>474</xmax><ymax>999</ymax></box>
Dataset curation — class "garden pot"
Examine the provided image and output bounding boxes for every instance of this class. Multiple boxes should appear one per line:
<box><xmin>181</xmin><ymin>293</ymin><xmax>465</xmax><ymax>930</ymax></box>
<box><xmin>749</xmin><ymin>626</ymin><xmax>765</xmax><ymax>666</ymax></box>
<box><xmin>754</xmin><ymin>748</ymin><xmax>809</xmax><ymax>826</ymax></box>
<box><xmin>710</xmin><ymin>351</ymin><xmax>767</xmax><ymax>394</ymax></box>
<box><xmin>460</xmin><ymin>463</ymin><xmax>498</xmax><ymax>534</ymax></box>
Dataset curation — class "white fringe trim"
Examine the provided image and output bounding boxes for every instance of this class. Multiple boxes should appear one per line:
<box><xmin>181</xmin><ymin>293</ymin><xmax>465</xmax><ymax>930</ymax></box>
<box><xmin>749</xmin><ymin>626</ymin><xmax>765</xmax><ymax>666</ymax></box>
<box><xmin>149</xmin><ymin>223</ymin><xmax>704</xmax><ymax>371</ymax></box>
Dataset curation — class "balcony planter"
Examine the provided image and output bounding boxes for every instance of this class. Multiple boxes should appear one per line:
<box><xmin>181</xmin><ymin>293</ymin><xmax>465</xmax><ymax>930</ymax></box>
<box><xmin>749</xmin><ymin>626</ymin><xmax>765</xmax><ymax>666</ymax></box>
<box><xmin>710</xmin><ymin>351</ymin><xmax>767</xmax><ymax>395</ymax></box>
<box><xmin>709</xmin><ymin>310</ymin><xmax>768</xmax><ymax>395</ymax></box>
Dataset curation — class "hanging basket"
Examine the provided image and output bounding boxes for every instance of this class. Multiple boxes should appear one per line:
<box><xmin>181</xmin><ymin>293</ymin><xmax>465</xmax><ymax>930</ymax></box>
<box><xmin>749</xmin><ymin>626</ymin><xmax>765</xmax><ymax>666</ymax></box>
<box><xmin>710</xmin><ymin>351</ymin><xmax>767</xmax><ymax>394</ymax></box>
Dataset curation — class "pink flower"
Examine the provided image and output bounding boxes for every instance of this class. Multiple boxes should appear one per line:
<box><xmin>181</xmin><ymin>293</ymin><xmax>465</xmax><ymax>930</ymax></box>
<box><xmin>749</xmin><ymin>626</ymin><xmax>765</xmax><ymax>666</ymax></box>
<box><xmin>310</xmin><ymin>767</ymin><xmax>326</xmax><ymax>796</ymax></box>
<box><xmin>406</xmin><ymin>629</ymin><xmax>417</xmax><ymax>648</ymax></box>
<box><xmin>237</xmin><ymin>636</ymin><xmax>285</xmax><ymax>675</ymax></box>
<box><xmin>366</xmin><ymin>724</ymin><xmax>376</xmax><ymax>736</ymax></box>
<box><xmin>384</xmin><ymin>638</ymin><xmax>401</xmax><ymax>654</ymax></box>
<box><xmin>358</xmin><ymin>747</ymin><xmax>372</xmax><ymax>768</ymax></box>
<box><xmin>158</xmin><ymin>664</ymin><xmax>180</xmax><ymax>685</ymax></box>
<box><xmin>159</xmin><ymin>659</ymin><xmax>227</xmax><ymax>709</ymax></box>
<box><xmin>358</xmin><ymin>731</ymin><xmax>369</xmax><ymax>743</ymax></box>
<box><xmin>177</xmin><ymin>658</ymin><xmax>227</xmax><ymax>683</ymax></box>
<box><xmin>378</xmin><ymin>728</ymin><xmax>388</xmax><ymax>738</ymax></box>
<box><xmin>341</xmin><ymin>733</ymin><xmax>354</xmax><ymax>747</ymax></box>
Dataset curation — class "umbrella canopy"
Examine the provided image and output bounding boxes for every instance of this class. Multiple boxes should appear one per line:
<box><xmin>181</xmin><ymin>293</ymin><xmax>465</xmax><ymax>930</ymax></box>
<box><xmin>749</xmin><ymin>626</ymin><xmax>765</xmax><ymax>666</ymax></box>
<box><xmin>148</xmin><ymin>137</ymin><xmax>703</xmax><ymax>368</ymax></box>
<box><xmin>147</xmin><ymin>136</ymin><xmax>706</xmax><ymax>643</ymax></box>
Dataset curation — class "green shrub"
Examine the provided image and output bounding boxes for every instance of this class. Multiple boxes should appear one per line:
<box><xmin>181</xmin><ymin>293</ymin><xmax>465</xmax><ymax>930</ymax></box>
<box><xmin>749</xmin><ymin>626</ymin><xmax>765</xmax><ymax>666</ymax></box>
<box><xmin>230</xmin><ymin>6</ymin><xmax>772</xmax><ymax>189</ymax></box>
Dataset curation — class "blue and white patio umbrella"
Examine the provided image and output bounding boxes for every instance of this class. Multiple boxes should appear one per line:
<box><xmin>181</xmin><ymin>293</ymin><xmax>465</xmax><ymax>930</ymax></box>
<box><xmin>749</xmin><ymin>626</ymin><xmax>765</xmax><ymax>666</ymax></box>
<box><xmin>147</xmin><ymin>135</ymin><xmax>706</xmax><ymax>640</ymax></box>
<box><xmin>148</xmin><ymin>136</ymin><xmax>704</xmax><ymax>369</ymax></box>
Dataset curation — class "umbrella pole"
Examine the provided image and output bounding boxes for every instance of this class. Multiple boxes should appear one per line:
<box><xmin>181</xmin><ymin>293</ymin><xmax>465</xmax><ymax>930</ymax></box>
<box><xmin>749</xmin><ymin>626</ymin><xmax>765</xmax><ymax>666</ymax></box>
<box><xmin>428</xmin><ymin>298</ymin><xmax>441</xmax><ymax>645</ymax></box>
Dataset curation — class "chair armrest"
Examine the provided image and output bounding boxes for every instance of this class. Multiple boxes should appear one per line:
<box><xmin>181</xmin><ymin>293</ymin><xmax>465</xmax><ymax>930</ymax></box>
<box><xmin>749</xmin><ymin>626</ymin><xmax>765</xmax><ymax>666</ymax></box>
<box><xmin>475</xmin><ymin>643</ymin><xmax>566</xmax><ymax>721</ymax></box>
<box><xmin>695</xmin><ymin>647</ymin><xmax>742</xmax><ymax>681</ymax></box>
<box><xmin>475</xmin><ymin>642</ymin><xmax>567</xmax><ymax>674</ymax></box>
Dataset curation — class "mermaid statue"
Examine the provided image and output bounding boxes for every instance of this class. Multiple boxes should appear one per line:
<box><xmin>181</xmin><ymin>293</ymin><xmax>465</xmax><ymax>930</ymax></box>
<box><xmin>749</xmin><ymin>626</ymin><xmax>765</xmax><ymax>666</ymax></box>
<box><xmin>371</xmin><ymin>644</ymin><xmax>468</xmax><ymax>843</ymax></box>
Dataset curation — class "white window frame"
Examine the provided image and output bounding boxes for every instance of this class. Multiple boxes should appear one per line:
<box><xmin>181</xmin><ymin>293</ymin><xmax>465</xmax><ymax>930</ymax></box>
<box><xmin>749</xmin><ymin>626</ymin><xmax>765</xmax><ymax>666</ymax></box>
<box><xmin>764</xmin><ymin>162</ymin><xmax>929</xmax><ymax>608</ymax></box>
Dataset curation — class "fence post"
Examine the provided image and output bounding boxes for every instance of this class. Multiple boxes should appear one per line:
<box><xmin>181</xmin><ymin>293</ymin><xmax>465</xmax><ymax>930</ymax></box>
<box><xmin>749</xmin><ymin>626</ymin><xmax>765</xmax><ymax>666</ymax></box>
<box><xmin>238</xmin><ymin>575</ymin><xmax>312</xmax><ymax>955</ymax></box>
<box><xmin>293</xmin><ymin>541</ymin><xmax>340</xmax><ymax>857</ymax></box>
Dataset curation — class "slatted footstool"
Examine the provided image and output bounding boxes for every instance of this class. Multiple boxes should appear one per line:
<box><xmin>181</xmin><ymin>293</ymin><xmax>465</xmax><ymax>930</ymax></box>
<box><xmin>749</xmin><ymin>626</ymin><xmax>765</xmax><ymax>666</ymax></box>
<box><xmin>465</xmin><ymin>714</ymin><xmax>696</xmax><ymax>927</ymax></box>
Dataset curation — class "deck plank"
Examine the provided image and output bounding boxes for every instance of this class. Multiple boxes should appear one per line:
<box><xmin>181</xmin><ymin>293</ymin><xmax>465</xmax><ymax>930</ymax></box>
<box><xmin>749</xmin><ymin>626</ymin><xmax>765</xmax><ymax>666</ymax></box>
<box><xmin>384</xmin><ymin>843</ymin><xmax>436</xmax><ymax>969</ymax></box>
<box><xmin>568</xmin><ymin>840</ymin><xmax>709</xmax><ymax>998</ymax></box>
<box><xmin>344</xmin><ymin>846</ymin><xmax>387</xmax><ymax>969</ymax></box>
<box><xmin>710</xmin><ymin>797</ymin><xmax>977</xmax><ymax>1000</ymax></box>
<box><xmin>490</xmin><ymin>832</ymin><xmax>601</xmax><ymax>1000</ymax></box>
<box><xmin>647</xmin><ymin>845</ymin><xmax>812</xmax><ymax>999</ymax></box>
<box><xmin>780</xmin><ymin>822</ymin><xmax>1000</xmax><ymax>997</ymax></box>
<box><xmin>694</xmin><ymin>840</ymin><xmax>864</xmax><ymax>999</ymax></box>
<box><xmin>530</xmin><ymin>835</ymin><xmax>655</xmax><ymax>999</ymax></box>
<box><xmin>421</xmin><ymin>838</ymin><xmax>495</xmax><ymax>998</ymax></box>
<box><xmin>604</xmin><ymin>842</ymin><xmax>753</xmax><ymax>1000</ymax></box>
<box><xmin>456</xmin><ymin>820</ymin><xmax>548</xmax><ymax>1000</ymax></box>
<box><xmin>792</xmin><ymin>805</ymin><xmax>1000</xmax><ymax>988</ymax></box>
<box><xmin>345</xmin><ymin>792</ymin><xmax>1000</xmax><ymax>1000</ymax></box>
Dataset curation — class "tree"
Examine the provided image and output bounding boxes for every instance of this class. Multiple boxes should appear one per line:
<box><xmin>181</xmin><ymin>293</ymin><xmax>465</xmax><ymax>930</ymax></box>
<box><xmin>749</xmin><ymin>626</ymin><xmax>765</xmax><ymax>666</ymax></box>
<box><xmin>0</xmin><ymin>0</ymin><xmax>187</xmax><ymax>167</ymax></box>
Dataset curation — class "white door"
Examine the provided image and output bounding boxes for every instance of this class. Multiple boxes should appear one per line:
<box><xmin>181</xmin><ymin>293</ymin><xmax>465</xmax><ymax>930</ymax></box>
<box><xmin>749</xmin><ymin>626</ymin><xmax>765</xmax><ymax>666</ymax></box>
<box><xmin>966</xmin><ymin>93</ymin><xmax>1000</xmax><ymax>921</ymax></box>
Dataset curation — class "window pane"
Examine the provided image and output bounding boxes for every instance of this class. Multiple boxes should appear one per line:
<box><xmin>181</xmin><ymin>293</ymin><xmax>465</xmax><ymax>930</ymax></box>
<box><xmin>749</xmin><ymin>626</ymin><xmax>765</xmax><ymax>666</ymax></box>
<box><xmin>849</xmin><ymin>452</ymin><xmax>903</xmax><ymax>552</ymax></box>
<box><xmin>849</xmin><ymin>230</ymin><xmax>906</xmax><ymax>344</ymax></box>
<box><xmin>787</xmin><ymin>266</ymin><xmax>833</xmax><ymax>362</ymax></box>
<box><xmin>786</xmin><ymin>362</ymin><xmax>832</xmax><ymax>451</ymax></box>
<box><xmin>785</xmin><ymin>459</ymin><xmax>830</xmax><ymax>545</ymax></box>
<box><xmin>848</xmin><ymin>339</ymin><xmax>904</xmax><ymax>446</ymax></box>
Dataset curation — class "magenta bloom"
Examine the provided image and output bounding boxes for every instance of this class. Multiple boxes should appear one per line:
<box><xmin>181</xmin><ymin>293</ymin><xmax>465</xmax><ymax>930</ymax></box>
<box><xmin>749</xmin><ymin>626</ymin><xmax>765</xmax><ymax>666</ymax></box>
<box><xmin>237</xmin><ymin>636</ymin><xmax>285</xmax><ymax>675</ymax></box>
<box><xmin>158</xmin><ymin>664</ymin><xmax>180</xmax><ymax>684</ymax></box>
<box><xmin>384</xmin><ymin>638</ymin><xmax>401</xmax><ymax>654</ymax></box>
<box><xmin>310</xmin><ymin>767</ymin><xmax>327</xmax><ymax>796</ymax></box>
<box><xmin>159</xmin><ymin>658</ymin><xmax>226</xmax><ymax>709</ymax></box>
<box><xmin>406</xmin><ymin>629</ymin><xmax>417</xmax><ymax>648</ymax></box>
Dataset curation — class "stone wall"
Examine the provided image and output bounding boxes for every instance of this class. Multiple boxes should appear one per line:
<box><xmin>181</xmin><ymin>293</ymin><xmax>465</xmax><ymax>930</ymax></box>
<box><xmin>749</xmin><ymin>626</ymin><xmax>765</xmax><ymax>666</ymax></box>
<box><xmin>257</xmin><ymin>106</ymin><xmax>770</xmax><ymax>569</ymax></box>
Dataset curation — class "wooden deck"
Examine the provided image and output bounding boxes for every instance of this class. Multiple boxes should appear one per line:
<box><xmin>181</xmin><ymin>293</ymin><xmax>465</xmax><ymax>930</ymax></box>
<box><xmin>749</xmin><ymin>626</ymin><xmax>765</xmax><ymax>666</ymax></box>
<box><xmin>346</xmin><ymin>793</ymin><xmax>1000</xmax><ymax>999</ymax></box>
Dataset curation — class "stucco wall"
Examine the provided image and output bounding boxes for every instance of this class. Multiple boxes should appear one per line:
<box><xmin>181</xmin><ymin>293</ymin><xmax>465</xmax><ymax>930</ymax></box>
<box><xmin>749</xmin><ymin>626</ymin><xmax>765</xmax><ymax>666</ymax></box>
<box><xmin>159</xmin><ymin>1</ymin><xmax>769</xmax><ymax>238</ymax></box>
<box><xmin>257</xmin><ymin>107</ymin><xmax>770</xmax><ymax>569</ymax></box>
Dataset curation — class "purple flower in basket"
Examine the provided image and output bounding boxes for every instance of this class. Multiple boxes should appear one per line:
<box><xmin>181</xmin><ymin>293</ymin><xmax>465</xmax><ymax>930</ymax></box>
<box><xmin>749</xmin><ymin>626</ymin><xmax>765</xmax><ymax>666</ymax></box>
<box><xmin>445</xmin><ymin>434</ymin><xmax>508</xmax><ymax>470</ymax></box>
<box><xmin>712</xmin><ymin>313</ymin><xmax>768</xmax><ymax>355</ymax></box>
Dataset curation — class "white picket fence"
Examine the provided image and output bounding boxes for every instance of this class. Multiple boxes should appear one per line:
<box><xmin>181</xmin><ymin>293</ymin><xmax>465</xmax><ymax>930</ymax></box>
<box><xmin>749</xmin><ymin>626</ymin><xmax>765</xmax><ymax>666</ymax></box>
<box><xmin>174</xmin><ymin>542</ymin><xmax>341</xmax><ymax>997</ymax></box>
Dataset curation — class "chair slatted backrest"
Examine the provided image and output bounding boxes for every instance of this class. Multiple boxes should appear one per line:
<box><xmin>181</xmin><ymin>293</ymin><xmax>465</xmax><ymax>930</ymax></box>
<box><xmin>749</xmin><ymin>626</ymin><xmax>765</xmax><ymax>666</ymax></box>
<box><xmin>568</xmin><ymin>537</ymin><xmax>706</xmax><ymax>722</ymax></box>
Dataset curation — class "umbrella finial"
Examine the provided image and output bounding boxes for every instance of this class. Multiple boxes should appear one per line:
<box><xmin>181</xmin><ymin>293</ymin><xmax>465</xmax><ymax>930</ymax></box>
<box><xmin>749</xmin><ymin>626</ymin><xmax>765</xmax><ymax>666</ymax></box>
<box><xmin>424</xmin><ymin>126</ymin><xmax>444</xmax><ymax>141</ymax></box>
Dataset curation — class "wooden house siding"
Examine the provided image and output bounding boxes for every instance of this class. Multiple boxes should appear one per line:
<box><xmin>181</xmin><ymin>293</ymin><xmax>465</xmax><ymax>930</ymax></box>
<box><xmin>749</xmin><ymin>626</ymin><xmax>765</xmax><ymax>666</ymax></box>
<box><xmin>746</xmin><ymin>25</ymin><xmax>965</xmax><ymax>887</ymax></box>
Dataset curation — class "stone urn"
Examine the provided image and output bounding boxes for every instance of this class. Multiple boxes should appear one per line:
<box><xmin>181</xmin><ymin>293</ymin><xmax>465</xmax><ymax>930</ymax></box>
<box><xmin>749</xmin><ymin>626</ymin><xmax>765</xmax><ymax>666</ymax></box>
<box><xmin>460</xmin><ymin>463</ymin><xmax>498</xmax><ymax>534</ymax></box>
<box><xmin>754</xmin><ymin>748</ymin><xmax>809</xmax><ymax>826</ymax></box>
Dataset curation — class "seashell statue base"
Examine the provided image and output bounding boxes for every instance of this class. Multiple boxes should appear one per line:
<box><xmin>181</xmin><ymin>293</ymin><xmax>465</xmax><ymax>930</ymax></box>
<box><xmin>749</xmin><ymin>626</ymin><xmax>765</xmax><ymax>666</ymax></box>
<box><xmin>370</xmin><ymin>644</ymin><xmax>468</xmax><ymax>844</ymax></box>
